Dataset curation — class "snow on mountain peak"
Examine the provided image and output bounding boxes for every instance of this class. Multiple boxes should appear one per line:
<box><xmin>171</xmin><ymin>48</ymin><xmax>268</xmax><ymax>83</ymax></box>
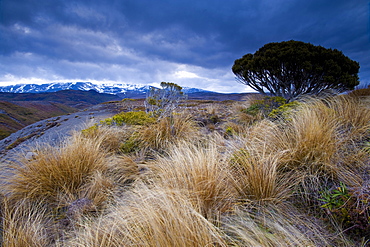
<box><xmin>0</xmin><ymin>82</ymin><xmax>206</xmax><ymax>95</ymax></box>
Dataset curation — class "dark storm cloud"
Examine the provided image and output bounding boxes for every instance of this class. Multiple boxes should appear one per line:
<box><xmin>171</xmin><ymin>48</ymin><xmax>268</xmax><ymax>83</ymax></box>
<box><xmin>0</xmin><ymin>0</ymin><xmax>369</xmax><ymax>92</ymax></box>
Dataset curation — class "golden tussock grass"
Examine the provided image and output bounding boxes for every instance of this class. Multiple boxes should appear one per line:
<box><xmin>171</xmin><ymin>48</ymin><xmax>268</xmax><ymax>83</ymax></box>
<box><xmin>151</xmin><ymin>141</ymin><xmax>237</xmax><ymax>219</ymax></box>
<box><xmin>67</xmin><ymin>186</ymin><xmax>227</xmax><ymax>247</ymax></box>
<box><xmin>228</xmin><ymin>142</ymin><xmax>296</xmax><ymax>204</ymax></box>
<box><xmin>4</xmin><ymin>133</ymin><xmax>111</xmax><ymax>206</ymax></box>
<box><xmin>137</xmin><ymin>113</ymin><xmax>199</xmax><ymax>152</ymax></box>
<box><xmin>274</xmin><ymin>95</ymin><xmax>370</xmax><ymax>185</ymax></box>
<box><xmin>221</xmin><ymin>204</ymin><xmax>345</xmax><ymax>247</ymax></box>
<box><xmin>3</xmin><ymin>133</ymin><xmax>142</xmax><ymax>210</ymax></box>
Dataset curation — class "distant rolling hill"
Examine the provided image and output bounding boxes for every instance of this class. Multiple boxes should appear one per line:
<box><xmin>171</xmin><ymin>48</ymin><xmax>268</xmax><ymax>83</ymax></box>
<box><xmin>0</xmin><ymin>89</ymin><xmax>121</xmax><ymax>109</ymax></box>
<box><xmin>0</xmin><ymin>90</ymin><xmax>121</xmax><ymax>139</ymax></box>
<box><xmin>0</xmin><ymin>101</ymin><xmax>76</xmax><ymax>139</ymax></box>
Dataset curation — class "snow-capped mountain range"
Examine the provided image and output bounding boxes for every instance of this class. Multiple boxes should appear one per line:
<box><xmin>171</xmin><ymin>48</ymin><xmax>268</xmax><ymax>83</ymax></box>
<box><xmin>0</xmin><ymin>82</ymin><xmax>207</xmax><ymax>95</ymax></box>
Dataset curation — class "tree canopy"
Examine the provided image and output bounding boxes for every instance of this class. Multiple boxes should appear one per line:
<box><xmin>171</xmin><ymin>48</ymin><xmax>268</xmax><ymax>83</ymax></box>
<box><xmin>232</xmin><ymin>40</ymin><xmax>360</xmax><ymax>101</ymax></box>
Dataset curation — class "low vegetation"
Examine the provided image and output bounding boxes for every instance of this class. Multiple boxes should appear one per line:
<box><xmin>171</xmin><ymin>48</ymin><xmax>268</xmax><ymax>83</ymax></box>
<box><xmin>0</xmin><ymin>88</ymin><xmax>369</xmax><ymax>246</ymax></box>
<box><xmin>0</xmin><ymin>101</ymin><xmax>77</xmax><ymax>140</ymax></box>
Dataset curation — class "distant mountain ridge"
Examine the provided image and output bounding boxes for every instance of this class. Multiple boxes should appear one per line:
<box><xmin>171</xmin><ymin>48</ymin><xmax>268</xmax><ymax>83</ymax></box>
<box><xmin>0</xmin><ymin>82</ymin><xmax>209</xmax><ymax>96</ymax></box>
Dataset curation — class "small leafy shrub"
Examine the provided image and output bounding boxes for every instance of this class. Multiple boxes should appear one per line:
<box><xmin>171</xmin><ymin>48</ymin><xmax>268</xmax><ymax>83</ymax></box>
<box><xmin>101</xmin><ymin>111</ymin><xmax>156</xmax><ymax>126</ymax></box>
<box><xmin>268</xmin><ymin>101</ymin><xmax>300</xmax><ymax>120</ymax></box>
<box><xmin>242</xmin><ymin>96</ymin><xmax>287</xmax><ymax>117</ymax></box>
<box><xmin>81</xmin><ymin>124</ymin><xmax>99</xmax><ymax>136</ymax></box>
<box><xmin>120</xmin><ymin>135</ymin><xmax>140</xmax><ymax>154</ymax></box>
<box><xmin>320</xmin><ymin>183</ymin><xmax>370</xmax><ymax>241</ymax></box>
<box><xmin>225</xmin><ymin>126</ymin><xmax>235</xmax><ymax>137</ymax></box>
<box><xmin>320</xmin><ymin>182</ymin><xmax>350</xmax><ymax>211</ymax></box>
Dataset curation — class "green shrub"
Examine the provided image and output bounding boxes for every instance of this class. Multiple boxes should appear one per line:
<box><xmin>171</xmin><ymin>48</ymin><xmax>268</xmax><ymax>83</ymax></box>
<box><xmin>320</xmin><ymin>183</ymin><xmax>370</xmax><ymax>240</ymax></box>
<box><xmin>242</xmin><ymin>96</ymin><xmax>287</xmax><ymax>117</ymax></box>
<box><xmin>225</xmin><ymin>126</ymin><xmax>235</xmax><ymax>137</ymax></box>
<box><xmin>268</xmin><ymin>101</ymin><xmax>300</xmax><ymax>120</ymax></box>
<box><xmin>101</xmin><ymin>111</ymin><xmax>156</xmax><ymax>126</ymax></box>
<box><xmin>120</xmin><ymin>135</ymin><xmax>140</xmax><ymax>153</ymax></box>
<box><xmin>81</xmin><ymin>124</ymin><xmax>99</xmax><ymax>136</ymax></box>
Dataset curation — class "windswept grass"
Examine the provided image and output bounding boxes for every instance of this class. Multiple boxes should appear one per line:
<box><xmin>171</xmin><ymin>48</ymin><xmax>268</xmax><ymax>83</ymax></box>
<box><xmin>221</xmin><ymin>204</ymin><xmax>344</xmax><ymax>247</ymax></box>
<box><xmin>151</xmin><ymin>140</ymin><xmax>236</xmax><ymax>219</ymax></box>
<box><xmin>2</xmin><ymin>199</ymin><xmax>52</xmax><ymax>247</ymax></box>
<box><xmin>272</xmin><ymin>95</ymin><xmax>370</xmax><ymax>187</ymax></box>
<box><xmin>67</xmin><ymin>186</ymin><xmax>228</xmax><ymax>247</ymax></box>
<box><xmin>228</xmin><ymin>143</ymin><xmax>296</xmax><ymax>203</ymax></box>
<box><xmin>1</xmin><ymin>93</ymin><xmax>369</xmax><ymax>245</ymax></box>
<box><xmin>137</xmin><ymin>113</ymin><xmax>199</xmax><ymax>152</ymax></box>
<box><xmin>82</xmin><ymin>124</ymin><xmax>135</xmax><ymax>153</ymax></box>
<box><xmin>4</xmin><ymin>133</ymin><xmax>111</xmax><ymax>206</ymax></box>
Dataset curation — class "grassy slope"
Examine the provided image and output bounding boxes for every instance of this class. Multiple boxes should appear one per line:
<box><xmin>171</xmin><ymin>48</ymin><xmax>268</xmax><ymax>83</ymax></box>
<box><xmin>1</xmin><ymin>92</ymin><xmax>369</xmax><ymax>246</ymax></box>
<box><xmin>0</xmin><ymin>90</ymin><xmax>121</xmax><ymax>140</ymax></box>
<box><xmin>0</xmin><ymin>90</ymin><xmax>121</xmax><ymax>109</ymax></box>
<box><xmin>0</xmin><ymin>101</ymin><xmax>78</xmax><ymax>139</ymax></box>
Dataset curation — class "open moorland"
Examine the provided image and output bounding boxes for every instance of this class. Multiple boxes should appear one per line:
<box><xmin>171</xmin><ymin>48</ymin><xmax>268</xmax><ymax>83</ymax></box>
<box><xmin>0</xmin><ymin>88</ymin><xmax>369</xmax><ymax>246</ymax></box>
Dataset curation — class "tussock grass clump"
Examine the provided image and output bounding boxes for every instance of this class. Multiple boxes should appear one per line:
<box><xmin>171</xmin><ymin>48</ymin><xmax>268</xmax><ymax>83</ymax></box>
<box><xmin>4</xmin><ymin>132</ymin><xmax>112</xmax><ymax>207</ymax></box>
<box><xmin>67</xmin><ymin>186</ymin><xmax>227</xmax><ymax>247</ymax></box>
<box><xmin>137</xmin><ymin>113</ymin><xmax>199</xmax><ymax>152</ymax></box>
<box><xmin>152</xmin><ymin>141</ymin><xmax>236</xmax><ymax>219</ymax></box>
<box><xmin>82</xmin><ymin>124</ymin><xmax>135</xmax><ymax>153</ymax></box>
<box><xmin>228</xmin><ymin>144</ymin><xmax>296</xmax><ymax>203</ymax></box>
<box><xmin>274</xmin><ymin>95</ymin><xmax>370</xmax><ymax>184</ymax></box>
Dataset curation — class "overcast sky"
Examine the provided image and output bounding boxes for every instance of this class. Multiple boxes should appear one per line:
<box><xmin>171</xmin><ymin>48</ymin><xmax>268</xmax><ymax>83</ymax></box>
<box><xmin>0</xmin><ymin>0</ymin><xmax>369</xmax><ymax>93</ymax></box>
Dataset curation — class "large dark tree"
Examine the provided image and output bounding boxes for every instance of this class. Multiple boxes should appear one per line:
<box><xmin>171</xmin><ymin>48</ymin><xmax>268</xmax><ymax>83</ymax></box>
<box><xmin>232</xmin><ymin>40</ymin><xmax>360</xmax><ymax>101</ymax></box>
